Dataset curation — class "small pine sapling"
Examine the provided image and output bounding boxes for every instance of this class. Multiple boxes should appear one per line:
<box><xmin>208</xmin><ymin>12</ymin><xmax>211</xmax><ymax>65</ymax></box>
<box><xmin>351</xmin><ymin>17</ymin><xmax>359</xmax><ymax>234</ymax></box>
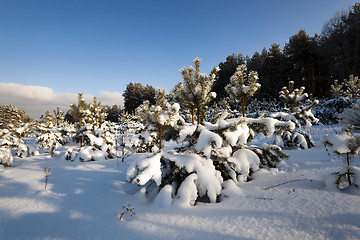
<box><xmin>325</xmin><ymin>131</ymin><xmax>360</xmax><ymax>189</ymax></box>
<box><xmin>343</xmin><ymin>74</ymin><xmax>360</xmax><ymax>100</ymax></box>
<box><xmin>136</xmin><ymin>89</ymin><xmax>184</xmax><ymax>151</ymax></box>
<box><xmin>117</xmin><ymin>116</ymin><xmax>131</xmax><ymax>163</ymax></box>
<box><xmin>330</xmin><ymin>79</ymin><xmax>344</xmax><ymax>98</ymax></box>
<box><xmin>280</xmin><ymin>81</ymin><xmax>308</xmax><ymax>114</ymax></box>
<box><xmin>70</xmin><ymin>93</ymin><xmax>89</xmax><ymax>147</ymax></box>
<box><xmin>173</xmin><ymin>57</ymin><xmax>219</xmax><ymax>124</ymax></box>
<box><xmin>273</xmin><ymin>81</ymin><xmax>319</xmax><ymax>149</ymax></box>
<box><xmin>225</xmin><ymin>64</ymin><xmax>261</xmax><ymax>117</ymax></box>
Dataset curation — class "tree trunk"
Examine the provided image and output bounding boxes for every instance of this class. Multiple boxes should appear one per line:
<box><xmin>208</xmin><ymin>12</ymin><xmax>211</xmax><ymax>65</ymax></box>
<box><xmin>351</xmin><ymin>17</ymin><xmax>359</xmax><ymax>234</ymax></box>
<box><xmin>346</xmin><ymin>153</ymin><xmax>352</xmax><ymax>186</ymax></box>
<box><xmin>79</xmin><ymin>116</ymin><xmax>83</xmax><ymax>147</ymax></box>
<box><xmin>242</xmin><ymin>98</ymin><xmax>246</xmax><ymax>118</ymax></box>
<box><xmin>191</xmin><ymin>108</ymin><xmax>195</xmax><ymax>124</ymax></box>
<box><xmin>159</xmin><ymin>126</ymin><xmax>163</xmax><ymax>149</ymax></box>
<box><xmin>290</xmin><ymin>103</ymin><xmax>295</xmax><ymax>114</ymax></box>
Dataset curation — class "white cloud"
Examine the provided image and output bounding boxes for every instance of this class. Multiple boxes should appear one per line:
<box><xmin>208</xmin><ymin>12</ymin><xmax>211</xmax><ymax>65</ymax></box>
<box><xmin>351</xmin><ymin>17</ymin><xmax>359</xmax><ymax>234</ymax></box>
<box><xmin>0</xmin><ymin>83</ymin><xmax>124</xmax><ymax>119</ymax></box>
<box><xmin>98</xmin><ymin>91</ymin><xmax>124</xmax><ymax>107</ymax></box>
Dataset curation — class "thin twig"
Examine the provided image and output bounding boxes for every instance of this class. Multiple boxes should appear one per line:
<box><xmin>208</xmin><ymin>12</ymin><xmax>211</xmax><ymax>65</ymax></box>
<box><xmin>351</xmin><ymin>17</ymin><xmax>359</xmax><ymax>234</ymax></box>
<box><xmin>262</xmin><ymin>178</ymin><xmax>312</xmax><ymax>190</ymax></box>
<box><xmin>245</xmin><ymin>196</ymin><xmax>274</xmax><ymax>200</ymax></box>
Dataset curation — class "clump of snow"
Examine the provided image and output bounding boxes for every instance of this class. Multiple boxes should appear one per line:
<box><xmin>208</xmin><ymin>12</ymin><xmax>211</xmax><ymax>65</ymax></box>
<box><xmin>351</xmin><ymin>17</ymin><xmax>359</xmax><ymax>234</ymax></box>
<box><xmin>152</xmin><ymin>184</ymin><xmax>173</xmax><ymax>208</ymax></box>
<box><xmin>228</xmin><ymin>148</ymin><xmax>260</xmax><ymax>183</ymax></box>
<box><xmin>85</xmin><ymin>133</ymin><xmax>105</xmax><ymax>149</ymax></box>
<box><xmin>325</xmin><ymin>132</ymin><xmax>355</xmax><ymax>154</ymax></box>
<box><xmin>77</xmin><ymin>147</ymin><xmax>92</xmax><ymax>161</ymax></box>
<box><xmin>16</xmin><ymin>143</ymin><xmax>28</xmax><ymax>158</ymax></box>
<box><xmin>0</xmin><ymin>147</ymin><xmax>13</xmax><ymax>166</ymax></box>
<box><xmin>126</xmin><ymin>153</ymin><xmax>162</xmax><ymax>186</ymax></box>
<box><xmin>350</xmin><ymin>166</ymin><xmax>360</xmax><ymax>186</ymax></box>
<box><xmin>195</xmin><ymin>126</ymin><xmax>222</xmax><ymax>159</ymax></box>
<box><xmin>178</xmin><ymin>124</ymin><xmax>197</xmax><ymax>142</ymax></box>
<box><xmin>223</xmin><ymin>122</ymin><xmax>249</xmax><ymax>146</ymax></box>
<box><xmin>162</xmin><ymin>151</ymin><xmax>223</xmax><ymax>203</ymax></box>
<box><xmin>174</xmin><ymin>173</ymin><xmax>198</xmax><ymax>207</ymax></box>
<box><xmin>220</xmin><ymin>179</ymin><xmax>243</xmax><ymax>199</ymax></box>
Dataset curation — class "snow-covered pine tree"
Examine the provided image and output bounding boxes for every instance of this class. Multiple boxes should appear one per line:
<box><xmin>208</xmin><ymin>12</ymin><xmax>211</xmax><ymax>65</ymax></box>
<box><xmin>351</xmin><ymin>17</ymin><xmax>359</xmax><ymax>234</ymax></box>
<box><xmin>70</xmin><ymin>93</ymin><xmax>89</xmax><ymax>147</ymax></box>
<box><xmin>53</xmin><ymin>106</ymin><xmax>65</xmax><ymax>127</ymax></box>
<box><xmin>0</xmin><ymin>123</ymin><xmax>37</xmax><ymax>159</ymax></box>
<box><xmin>115</xmin><ymin>110</ymin><xmax>140</xmax><ymax>162</ymax></box>
<box><xmin>40</xmin><ymin>110</ymin><xmax>54</xmax><ymax>126</ymax></box>
<box><xmin>339</xmin><ymin>102</ymin><xmax>360</xmax><ymax>132</ymax></box>
<box><xmin>136</xmin><ymin>89</ymin><xmax>184</xmax><ymax>151</ymax></box>
<box><xmin>315</xmin><ymin>75</ymin><xmax>360</xmax><ymax>125</ymax></box>
<box><xmin>0</xmin><ymin>145</ymin><xmax>13</xmax><ymax>167</ymax></box>
<box><xmin>0</xmin><ymin>129</ymin><xmax>15</xmax><ymax>166</ymax></box>
<box><xmin>225</xmin><ymin>64</ymin><xmax>261</xmax><ymax>117</ymax></box>
<box><xmin>271</xmin><ymin>81</ymin><xmax>319</xmax><ymax>149</ymax></box>
<box><xmin>65</xmin><ymin>94</ymin><xmax>119</xmax><ymax>162</ymax></box>
<box><xmin>325</xmin><ymin>76</ymin><xmax>360</xmax><ymax>189</ymax></box>
<box><xmin>36</xmin><ymin>107</ymin><xmax>68</xmax><ymax>156</ymax></box>
<box><xmin>0</xmin><ymin>105</ymin><xmax>32</xmax><ymax>130</ymax></box>
<box><xmin>279</xmin><ymin>81</ymin><xmax>308</xmax><ymax>114</ymax></box>
<box><xmin>126</xmin><ymin>59</ymin><xmax>293</xmax><ymax>207</ymax></box>
<box><xmin>86</xmin><ymin>97</ymin><xmax>107</xmax><ymax>132</ymax></box>
<box><xmin>127</xmin><ymin>108</ymin><xmax>294</xmax><ymax>206</ymax></box>
<box><xmin>325</xmin><ymin>130</ymin><xmax>360</xmax><ymax>189</ymax></box>
<box><xmin>172</xmin><ymin>57</ymin><xmax>219</xmax><ymax>124</ymax></box>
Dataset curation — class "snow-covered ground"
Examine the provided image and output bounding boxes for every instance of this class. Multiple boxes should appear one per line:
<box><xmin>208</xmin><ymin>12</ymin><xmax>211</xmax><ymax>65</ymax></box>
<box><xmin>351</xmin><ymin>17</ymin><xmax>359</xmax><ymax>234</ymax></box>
<box><xmin>0</xmin><ymin>126</ymin><xmax>359</xmax><ymax>240</ymax></box>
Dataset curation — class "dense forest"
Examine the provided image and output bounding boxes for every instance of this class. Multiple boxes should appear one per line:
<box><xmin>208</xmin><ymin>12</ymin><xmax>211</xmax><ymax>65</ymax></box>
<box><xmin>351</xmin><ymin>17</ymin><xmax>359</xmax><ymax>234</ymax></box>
<box><xmin>214</xmin><ymin>3</ymin><xmax>360</xmax><ymax>100</ymax></box>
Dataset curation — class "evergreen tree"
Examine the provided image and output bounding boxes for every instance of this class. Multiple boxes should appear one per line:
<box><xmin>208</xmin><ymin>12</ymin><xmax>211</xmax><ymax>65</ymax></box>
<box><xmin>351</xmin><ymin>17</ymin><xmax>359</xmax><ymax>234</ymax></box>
<box><xmin>123</xmin><ymin>83</ymin><xmax>156</xmax><ymax>114</ymax></box>
<box><xmin>225</xmin><ymin>64</ymin><xmax>261</xmax><ymax>117</ymax></box>
<box><xmin>211</xmin><ymin>54</ymin><xmax>244</xmax><ymax>100</ymax></box>
<box><xmin>106</xmin><ymin>105</ymin><xmax>123</xmax><ymax>122</ymax></box>
<box><xmin>0</xmin><ymin>105</ymin><xmax>32</xmax><ymax>129</ymax></box>
<box><xmin>284</xmin><ymin>29</ymin><xmax>320</xmax><ymax>96</ymax></box>
<box><xmin>280</xmin><ymin>81</ymin><xmax>309</xmax><ymax>114</ymax></box>
<box><xmin>272</xmin><ymin>81</ymin><xmax>319</xmax><ymax>149</ymax></box>
<box><xmin>86</xmin><ymin>97</ymin><xmax>107</xmax><ymax>131</ymax></box>
<box><xmin>330</xmin><ymin>79</ymin><xmax>344</xmax><ymax>98</ymax></box>
<box><xmin>136</xmin><ymin>89</ymin><xmax>184</xmax><ymax>150</ymax></box>
<box><xmin>69</xmin><ymin>93</ymin><xmax>89</xmax><ymax>147</ymax></box>
<box><xmin>173</xmin><ymin>57</ymin><xmax>219</xmax><ymax>124</ymax></box>
<box><xmin>343</xmin><ymin>74</ymin><xmax>360</xmax><ymax>99</ymax></box>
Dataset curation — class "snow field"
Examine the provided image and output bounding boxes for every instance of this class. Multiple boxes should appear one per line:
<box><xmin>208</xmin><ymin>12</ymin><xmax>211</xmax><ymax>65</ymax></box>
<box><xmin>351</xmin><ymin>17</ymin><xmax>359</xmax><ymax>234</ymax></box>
<box><xmin>0</xmin><ymin>126</ymin><xmax>359</xmax><ymax>240</ymax></box>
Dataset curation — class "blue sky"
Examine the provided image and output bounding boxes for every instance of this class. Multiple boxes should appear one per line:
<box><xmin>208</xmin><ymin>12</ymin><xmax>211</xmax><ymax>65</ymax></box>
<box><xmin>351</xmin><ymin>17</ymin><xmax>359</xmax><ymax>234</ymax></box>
<box><xmin>0</xmin><ymin>0</ymin><xmax>358</xmax><ymax>117</ymax></box>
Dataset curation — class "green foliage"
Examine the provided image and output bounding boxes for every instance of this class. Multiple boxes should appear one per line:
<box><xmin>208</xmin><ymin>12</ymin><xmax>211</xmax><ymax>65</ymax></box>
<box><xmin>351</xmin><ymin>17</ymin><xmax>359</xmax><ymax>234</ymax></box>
<box><xmin>330</xmin><ymin>79</ymin><xmax>344</xmax><ymax>98</ymax></box>
<box><xmin>279</xmin><ymin>81</ymin><xmax>308</xmax><ymax>114</ymax></box>
<box><xmin>123</xmin><ymin>83</ymin><xmax>155</xmax><ymax>114</ymax></box>
<box><xmin>246</xmin><ymin>143</ymin><xmax>289</xmax><ymax>168</ymax></box>
<box><xmin>69</xmin><ymin>93</ymin><xmax>108</xmax><ymax>147</ymax></box>
<box><xmin>0</xmin><ymin>105</ymin><xmax>32</xmax><ymax>130</ymax></box>
<box><xmin>211</xmin><ymin>53</ymin><xmax>244</xmax><ymax>100</ymax></box>
<box><xmin>136</xmin><ymin>89</ymin><xmax>184</xmax><ymax>150</ymax></box>
<box><xmin>173</xmin><ymin>57</ymin><xmax>219</xmax><ymax>124</ymax></box>
<box><xmin>225</xmin><ymin>64</ymin><xmax>261</xmax><ymax>117</ymax></box>
<box><xmin>343</xmin><ymin>74</ymin><xmax>360</xmax><ymax>99</ymax></box>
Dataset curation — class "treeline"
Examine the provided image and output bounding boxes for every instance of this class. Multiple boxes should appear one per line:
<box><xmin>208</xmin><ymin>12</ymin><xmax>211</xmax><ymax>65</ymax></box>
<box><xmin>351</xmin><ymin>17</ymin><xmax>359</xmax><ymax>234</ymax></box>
<box><xmin>214</xmin><ymin>3</ymin><xmax>360</xmax><ymax>100</ymax></box>
<box><xmin>123</xmin><ymin>3</ymin><xmax>360</xmax><ymax>113</ymax></box>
